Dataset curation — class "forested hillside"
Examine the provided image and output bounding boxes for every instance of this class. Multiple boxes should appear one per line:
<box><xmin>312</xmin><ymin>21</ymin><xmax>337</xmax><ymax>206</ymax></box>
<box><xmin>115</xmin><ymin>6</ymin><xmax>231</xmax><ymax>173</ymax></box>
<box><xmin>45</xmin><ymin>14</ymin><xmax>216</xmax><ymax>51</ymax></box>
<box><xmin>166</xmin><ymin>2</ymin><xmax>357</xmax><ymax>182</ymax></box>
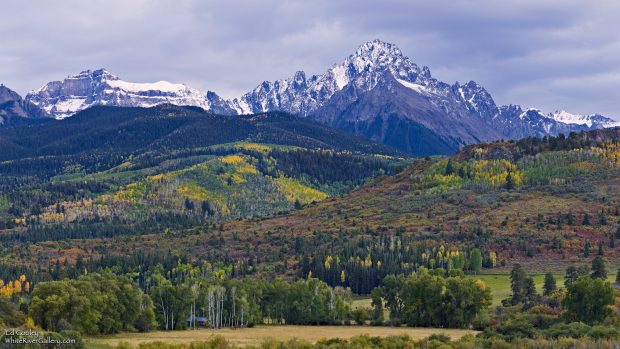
<box><xmin>0</xmin><ymin>104</ymin><xmax>397</xmax><ymax>177</ymax></box>
<box><xmin>0</xmin><ymin>105</ymin><xmax>408</xmax><ymax>238</ymax></box>
<box><xmin>1</xmin><ymin>118</ymin><xmax>620</xmax><ymax>346</ymax></box>
<box><xmin>1</xmin><ymin>127</ymin><xmax>618</xmax><ymax>283</ymax></box>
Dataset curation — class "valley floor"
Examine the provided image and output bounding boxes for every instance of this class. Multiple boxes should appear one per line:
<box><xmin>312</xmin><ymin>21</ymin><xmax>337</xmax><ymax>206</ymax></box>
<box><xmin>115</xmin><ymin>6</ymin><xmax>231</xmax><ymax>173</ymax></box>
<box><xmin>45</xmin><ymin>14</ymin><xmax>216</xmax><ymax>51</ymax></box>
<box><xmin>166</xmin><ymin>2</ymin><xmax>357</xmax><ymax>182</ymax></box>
<box><xmin>86</xmin><ymin>326</ymin><xmax>476</xmax><ymax>348</ymax></box>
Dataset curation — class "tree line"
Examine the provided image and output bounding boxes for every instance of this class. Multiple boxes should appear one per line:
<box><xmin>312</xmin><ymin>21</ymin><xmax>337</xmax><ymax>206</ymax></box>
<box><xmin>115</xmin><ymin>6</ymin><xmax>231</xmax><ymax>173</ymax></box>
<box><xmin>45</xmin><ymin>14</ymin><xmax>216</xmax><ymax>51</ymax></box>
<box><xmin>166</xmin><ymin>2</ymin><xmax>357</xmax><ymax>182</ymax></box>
<box><xmin>301</xmin><ymin>234</ymin><xmax>496</xmax><ymax>294</ymax></box>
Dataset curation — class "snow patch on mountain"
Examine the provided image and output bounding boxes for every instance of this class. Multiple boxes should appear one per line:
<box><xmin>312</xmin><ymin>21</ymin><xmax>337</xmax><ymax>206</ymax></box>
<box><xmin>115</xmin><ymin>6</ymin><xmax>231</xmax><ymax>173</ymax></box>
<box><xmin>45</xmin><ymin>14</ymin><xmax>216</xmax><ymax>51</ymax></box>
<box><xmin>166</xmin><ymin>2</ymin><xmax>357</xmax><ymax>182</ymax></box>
<box><xmin>549</xmin><ymin>110</ymin><xmax>620</xmax><ymax>128</ymax></box>
<box><xmin>106</xmin><ymin>79</ymin><xmax>190</xmax><ymax>93</ymax></box>
<box><xmin>26</xmin><ymin>69</ymin><xmax>228</xmax><ymax>119</ymax></box>
<box><xmin>550</xmin><ymin>110</ymin><xmax>591</xmax><ymax>126</ymax></box>
<box><xmin>395</xmin><ymin>78</ymin><xmax>431</xmax><ymax>95</ymax></box>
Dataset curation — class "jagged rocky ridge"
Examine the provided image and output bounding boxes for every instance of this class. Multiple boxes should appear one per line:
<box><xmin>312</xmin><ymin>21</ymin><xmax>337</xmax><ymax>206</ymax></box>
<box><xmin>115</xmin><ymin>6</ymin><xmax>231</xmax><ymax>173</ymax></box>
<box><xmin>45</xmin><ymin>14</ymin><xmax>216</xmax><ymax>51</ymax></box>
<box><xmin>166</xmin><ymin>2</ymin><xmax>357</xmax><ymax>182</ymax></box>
<box><xmin>15</xmin><ymin>40</ymin><xmax>620</xmax><ymax>155</ymax></box>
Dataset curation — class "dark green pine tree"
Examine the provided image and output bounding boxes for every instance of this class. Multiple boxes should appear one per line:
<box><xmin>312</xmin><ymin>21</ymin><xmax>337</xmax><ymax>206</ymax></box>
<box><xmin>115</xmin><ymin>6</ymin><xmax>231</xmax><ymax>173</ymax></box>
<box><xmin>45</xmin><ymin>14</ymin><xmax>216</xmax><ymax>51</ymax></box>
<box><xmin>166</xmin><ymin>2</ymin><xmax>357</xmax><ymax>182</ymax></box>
<box><xmin>184</xmin><ymin>197</ymin><xmax>194</xmax><ymax>211</ymax></box>
<box><xmin>524</xmin><ymin>277</ymin><xmax>537</xmax><ymax>302</ymax></box>
<box><xmin>583</xmin><ymin>213</ymin><xmax>591</xmax><ymax>226</ymax></box>
<box><xmin>543</xmin><ymin>272</ymin><xmax>557</xmax><ymax>296</ymax></box>
<box><xmin>591</xmin><ymin>256</ymin><xmax>607</xmax><ymax>279</ymax></box>
<box><xmin>201</xmin><ymin>200</ymin><xmax>213</xmax><ymax>216</ymax></box>
<box><xmin>584</xmin><ymin>240</ymin><xmax>591</xmax><ymax>257</ymax></box>
<box><xmin>598</xmin><ymin>240</ymin><xmax>605</xmax><ymax>256</ymax></box>
<box><xmin>565</xmin><ymin>266</ymin><xmax>579</xmax><ymax>287</ymax></box>
<box><xmin>505</xmin><ymin>172</ymin><xmax>515</xmax><ymax>191</ymax></box>
<box><xmin>599</xmin><ymin>209</ymin><xmax>608</xmax><ymax>225</ymax></box>
<box><xmin>31</xmin><ymin>203</ymin><xmax>42</xmax><ymax>216</ymax></box>
<box><xmin>510</xmin><ymin>264</ymin><xmax>526</xmax><ymax>304</ymax></box>
<box><xmin>445</xmin><ymin>160</ymin><xmax>455</xmax><ymax>176</ymax></box>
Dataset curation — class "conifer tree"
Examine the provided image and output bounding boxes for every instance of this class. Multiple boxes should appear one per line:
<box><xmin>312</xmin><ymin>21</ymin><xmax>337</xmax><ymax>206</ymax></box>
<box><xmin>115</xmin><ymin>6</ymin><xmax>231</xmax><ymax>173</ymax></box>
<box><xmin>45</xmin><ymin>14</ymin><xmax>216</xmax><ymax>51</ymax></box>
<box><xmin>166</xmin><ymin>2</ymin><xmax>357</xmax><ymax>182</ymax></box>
<box><xmin>591</xmin><ymin>256</ymin><xmax>607</xmax><ymax>279</ymax></box>
<box><xmin>543</xmin><ymin>272</ymin><xmax>556</xmax><ymax>296</ymax></box>
<box><xmin>600</xmin><ymin>210</ymin><xmax>608</xmax><ymax>225</ymax></box>
<box><xmin>445</xmin><ymin>160</ymin><xmax>455</xmax><ymax>176</ymax></box>
<box><xmin>505</xmin><ymin>172</ymin><xmax>515</xmax><ymax>190</ymax></box>
<box><xmin>510</xmin><ymin>264</ymin><xmax>526</xmax><ymax>304</ymax></box>
<box><xmin>583</xmin><ymin>213</ymin><xmax>591</xmax><ymax>226</ymax></box>
<box><xmin>524</xmin><ymin>277</ymin><xmax>537</xmax><ymax>302</ymax></box>
<box><xmin>565</xmin><ymin>266</ymin><xmax>578</xmax><ymax>287</ymax></box>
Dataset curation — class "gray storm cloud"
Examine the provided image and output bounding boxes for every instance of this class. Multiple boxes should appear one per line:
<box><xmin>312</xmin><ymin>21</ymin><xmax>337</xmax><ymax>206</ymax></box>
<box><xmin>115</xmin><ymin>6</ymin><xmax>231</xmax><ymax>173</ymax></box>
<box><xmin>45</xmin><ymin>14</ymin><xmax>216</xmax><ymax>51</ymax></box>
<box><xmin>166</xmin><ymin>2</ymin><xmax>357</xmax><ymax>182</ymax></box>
<box><xmin>0</xmin><ymin>0</ymin><xmax>618</xmax><ymax>118</ymax></box>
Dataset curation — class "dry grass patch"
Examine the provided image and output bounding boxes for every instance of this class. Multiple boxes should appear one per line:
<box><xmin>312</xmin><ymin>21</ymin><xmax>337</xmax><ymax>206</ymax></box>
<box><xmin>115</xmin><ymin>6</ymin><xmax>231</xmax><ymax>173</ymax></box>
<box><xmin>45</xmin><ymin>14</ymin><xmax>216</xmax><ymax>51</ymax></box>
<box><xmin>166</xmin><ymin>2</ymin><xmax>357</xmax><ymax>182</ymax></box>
<box><xmin>87</xmin><ymin>325</ymin><xmax>477</xmax><ymax>347</ymax></box>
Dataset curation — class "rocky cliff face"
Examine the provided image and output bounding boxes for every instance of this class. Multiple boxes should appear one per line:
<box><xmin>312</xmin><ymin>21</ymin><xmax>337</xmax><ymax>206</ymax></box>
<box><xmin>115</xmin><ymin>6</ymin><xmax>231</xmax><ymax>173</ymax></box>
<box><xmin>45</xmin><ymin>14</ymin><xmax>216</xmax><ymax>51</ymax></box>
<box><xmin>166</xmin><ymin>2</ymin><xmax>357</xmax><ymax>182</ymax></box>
<box><xmin>0</xmin><ymin>85</ymin><xmax>49</xmax><ymax>125</ymax></box>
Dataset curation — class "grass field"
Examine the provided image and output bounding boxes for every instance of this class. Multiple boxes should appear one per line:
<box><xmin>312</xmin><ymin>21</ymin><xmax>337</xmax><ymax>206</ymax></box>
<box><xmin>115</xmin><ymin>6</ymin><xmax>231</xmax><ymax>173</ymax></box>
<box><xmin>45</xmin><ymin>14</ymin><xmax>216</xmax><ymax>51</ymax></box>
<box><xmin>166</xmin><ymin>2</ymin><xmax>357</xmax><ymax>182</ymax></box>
<box><xmin>86</xmin><ymin>326</ymin><xmax>477</xmax><ymax>348</ymax></box>
<box><xmin>467</xmin><ymin>273</ymin><xmax>617</xmax><ymax>306</ymax></box>
<box><xmin>349</xmin><ymin>274</ymin><xmax>560</xmax><ymax>308</ymax></box>
<box><xmin>351</xmin><ymin>273</ymin><xmax>618</xmax><ymax>308</ymax></box>
<box><xmin>466</xmin><ymin>273</ymin><xmax>559</xmax><ymax>306</ymax></box>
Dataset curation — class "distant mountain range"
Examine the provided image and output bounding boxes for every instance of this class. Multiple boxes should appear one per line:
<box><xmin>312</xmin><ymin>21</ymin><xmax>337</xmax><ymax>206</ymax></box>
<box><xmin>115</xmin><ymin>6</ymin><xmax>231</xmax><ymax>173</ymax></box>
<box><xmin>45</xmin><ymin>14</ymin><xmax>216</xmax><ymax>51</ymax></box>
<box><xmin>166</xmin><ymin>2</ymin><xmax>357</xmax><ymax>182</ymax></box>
<box><xmin>2</xmin><ymin>39</ymin><xmax>618</xmax><ymax>155</ymax></box>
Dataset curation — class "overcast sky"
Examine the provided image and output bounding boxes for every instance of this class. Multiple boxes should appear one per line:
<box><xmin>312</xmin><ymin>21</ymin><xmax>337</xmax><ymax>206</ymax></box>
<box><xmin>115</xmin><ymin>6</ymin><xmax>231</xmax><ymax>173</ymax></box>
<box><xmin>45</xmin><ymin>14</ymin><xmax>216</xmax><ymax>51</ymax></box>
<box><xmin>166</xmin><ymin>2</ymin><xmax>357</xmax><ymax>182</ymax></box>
<box><xmin>1</xmin><ymin>0</ymin><xmax>619</xmax><ymax>118</ymax></box>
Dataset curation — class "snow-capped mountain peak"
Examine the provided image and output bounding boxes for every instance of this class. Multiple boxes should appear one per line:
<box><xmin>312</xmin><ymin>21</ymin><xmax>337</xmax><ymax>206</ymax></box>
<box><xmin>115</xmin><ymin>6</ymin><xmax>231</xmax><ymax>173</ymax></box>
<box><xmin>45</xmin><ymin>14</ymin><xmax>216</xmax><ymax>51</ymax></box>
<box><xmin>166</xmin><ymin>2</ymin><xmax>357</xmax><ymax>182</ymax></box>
<box><xmin>18</xmin><ymin>40</ymin><xmax>619</xmax><ymax>156</ymax></box>
<box><xmin>549</xmin><ymin>110</ymin><xmax>592</xmax><ymax>126</ymax></box>
<box><xmin>25</xmin><ymin>68</ymin><xmax>230</xmax><ymax>119</ymax></box>
<box><xmin>230</xmin><ymin>39</ymin><xmax>428</xmax><ymax>116</ymax></box>
<box><xmin>225</xmin><ymin>39</ymin><xmax>618</xmax><ymax>155</ymax></box>
<box><xmin>349</xmin><ymin>39</ymin><xmax>406</xmax><ymax>71</ymax></box>
<box><xmin>547</xmin><ymin>110</ymin><xmax>619</xmax><ymax>128</ymax></box>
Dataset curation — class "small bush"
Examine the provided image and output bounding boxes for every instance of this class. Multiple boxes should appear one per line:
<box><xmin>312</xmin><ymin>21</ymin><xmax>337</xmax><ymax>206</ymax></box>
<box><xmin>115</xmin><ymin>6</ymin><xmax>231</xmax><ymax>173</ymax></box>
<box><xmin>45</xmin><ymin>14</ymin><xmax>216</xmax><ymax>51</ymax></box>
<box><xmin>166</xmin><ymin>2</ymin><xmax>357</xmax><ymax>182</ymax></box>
<box><xmin>588</xmin><ymin>325</ymin><xmax>620</xmax><ymax>339</ymax></box>
<box><xmin>543</xmin><ymin>322</ymin><xmax>591</xmax><ymax>339</ymax></box>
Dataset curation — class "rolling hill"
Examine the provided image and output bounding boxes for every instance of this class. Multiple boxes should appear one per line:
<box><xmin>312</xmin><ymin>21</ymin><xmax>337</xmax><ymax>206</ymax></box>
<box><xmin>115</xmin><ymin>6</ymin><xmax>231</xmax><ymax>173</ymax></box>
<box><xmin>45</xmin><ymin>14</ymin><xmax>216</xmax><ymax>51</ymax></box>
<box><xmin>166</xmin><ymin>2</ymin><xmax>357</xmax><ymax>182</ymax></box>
<box><xmin>0</xmin><ymin>104</ymin><xmax>408</xmax><ymax>239</ymax></box>
<box><xmin>1</xmin><ymin>127</ymin><xmax>618</xmax><ymax>292</ymax></box>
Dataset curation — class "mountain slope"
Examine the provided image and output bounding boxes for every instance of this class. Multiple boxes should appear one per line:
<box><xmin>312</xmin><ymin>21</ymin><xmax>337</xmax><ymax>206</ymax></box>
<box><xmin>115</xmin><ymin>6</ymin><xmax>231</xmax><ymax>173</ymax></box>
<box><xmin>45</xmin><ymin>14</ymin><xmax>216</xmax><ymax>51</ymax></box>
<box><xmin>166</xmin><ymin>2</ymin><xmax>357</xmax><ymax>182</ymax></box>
<box><xmin>0</xmin><ymin>109</ymin><xmax>408</xmax><ymax>237</ymax></box>
<box><xmin>184</xmin><ymin>127</ymin><xmax>620</xmax><ymax>275</ymax></box>
<box><xmin>0</xmin><ymin>85</ymin><xmax>49</xmax><ymax>125</ymax></box>
<box><xmin>309</xmin><ymin>73</ymin><xmax>503</xmax><ymax>155</ymax></box>
<box><xmin>10</xmin><ymin>145</ymin><xmax>407</xmax><ymax>228</ymax></box>
<box><xmin>0</xmin><ymin>104</ymin><xmax>399</xmax><ymax>179</ymax></box>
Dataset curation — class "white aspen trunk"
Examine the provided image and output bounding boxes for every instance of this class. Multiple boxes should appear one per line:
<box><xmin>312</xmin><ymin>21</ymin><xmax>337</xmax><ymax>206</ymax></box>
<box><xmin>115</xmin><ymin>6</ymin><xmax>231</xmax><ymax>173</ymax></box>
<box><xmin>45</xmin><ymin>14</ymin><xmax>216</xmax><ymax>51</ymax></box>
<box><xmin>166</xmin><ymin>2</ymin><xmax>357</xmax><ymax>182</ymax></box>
<box><xmin>241</xmin><ymin>306</ymin><xmax>244</xmax><ymax>327</ymax></box>
<box><xmin>231</xmin><ymin>287</ymin><xmax>236</xmax><ymax>328</ymax></box>
<box><xmin>159</xmin><ymin>294</ymin><xmax>169</xmax><ymax>330</ymax></box>
<box><xmin>220</xmin><ymin>288</ymin><xmax>224</xmax><ymax>328</ymax></box>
